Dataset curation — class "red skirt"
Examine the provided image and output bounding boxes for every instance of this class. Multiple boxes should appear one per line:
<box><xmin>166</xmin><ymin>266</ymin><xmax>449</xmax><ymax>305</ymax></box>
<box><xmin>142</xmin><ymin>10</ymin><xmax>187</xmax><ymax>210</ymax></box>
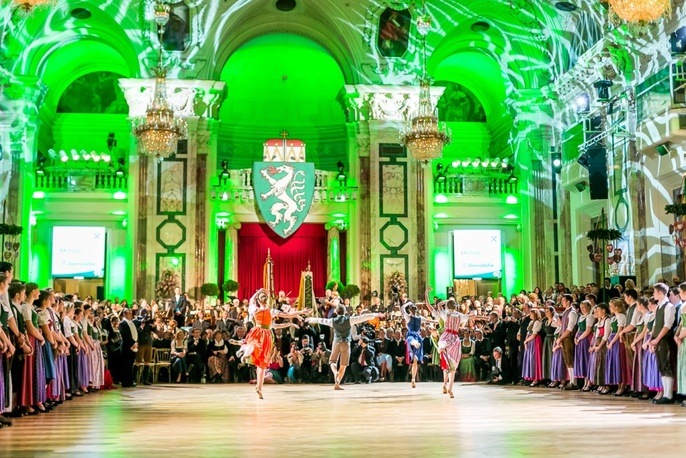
<box><xmin>243</xmin><ymin>327</ymin><xmax>273</xmax><ymax>369</ymax></box>
<box><xmin>20</xmin><ymin>336</ymin><xmax>35</xmax><ymax>407</ymax></box>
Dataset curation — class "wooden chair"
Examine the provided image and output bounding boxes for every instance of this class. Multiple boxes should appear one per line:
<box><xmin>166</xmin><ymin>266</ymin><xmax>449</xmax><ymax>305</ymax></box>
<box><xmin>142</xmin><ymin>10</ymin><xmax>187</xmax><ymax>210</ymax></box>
<box><xmin>152</xmin><ymin>349</ymin><xmax>172</xmax><ymax>383</ymax></box>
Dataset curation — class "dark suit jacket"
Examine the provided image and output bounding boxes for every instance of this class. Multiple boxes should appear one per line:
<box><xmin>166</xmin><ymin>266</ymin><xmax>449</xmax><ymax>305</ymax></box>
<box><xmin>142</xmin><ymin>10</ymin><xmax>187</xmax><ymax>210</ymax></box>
<box><xmin>518</xmin><ymin>317</ymin><xmax>531</xmax><ymax>351</ymax></box>
<box><xmin>387</xmin><ymin>339</ymin><xmax>406</xmax><ymax>361</ymax></box>
<box><xmin>489</xmin><ymin>321</ymin><xmax>508</xmax><ymax>351</ymax></box>
<box><xmin>474</xmin><ymin>338</ymin><xmax>490</xmax><ymax>359</ymax></box>
<box><xmin>489</xmin><ymin>355</ymin><xmax>513</xmax><ymax>384</ymax></box>
<box><xmin>118</xmin><ymin>320</ymin><xmax>137</xmax><ymax>350</ymax></box>
<box><xmin>351</xmin><ymin>344</ymin><xmax>376</xmax><ymax>367</ymax></box>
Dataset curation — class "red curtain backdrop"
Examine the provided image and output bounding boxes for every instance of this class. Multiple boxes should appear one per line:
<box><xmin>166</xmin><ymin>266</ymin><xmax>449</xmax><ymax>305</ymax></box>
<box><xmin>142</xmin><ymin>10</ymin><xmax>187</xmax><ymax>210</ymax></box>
<box><xmin>237</xmin><ymin>223</ymin><xmax>327</xmax><ymax>301</ymax></box>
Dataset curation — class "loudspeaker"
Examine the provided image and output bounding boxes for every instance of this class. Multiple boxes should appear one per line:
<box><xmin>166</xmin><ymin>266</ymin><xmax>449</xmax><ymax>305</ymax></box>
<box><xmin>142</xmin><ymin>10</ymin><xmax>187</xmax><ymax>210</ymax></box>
<box><xmin>587</xmin><ymin>146</ymin><xmax>608</xmax><ymax>200</ymax></box>
<box><xmin>96</xmin><ymin>286</ymin><xmax>104</xmax><ymax>301</ymax></box>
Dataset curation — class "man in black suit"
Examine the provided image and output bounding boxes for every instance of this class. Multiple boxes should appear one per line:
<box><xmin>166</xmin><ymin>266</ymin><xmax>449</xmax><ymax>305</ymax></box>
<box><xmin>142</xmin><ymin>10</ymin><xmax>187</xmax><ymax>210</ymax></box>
<box><xmin>517</xmin><ymin>303</ymin><xmax>531</xmax><ymax>383</ymax></box>
<box><xmin>474</xmin><ymin>329</ymin><xmax>490</xmax><ymax>381</ymax></box>
<box><xmin>118</xmin><ymin>308</ymin><xmax>138</xmax><ymax>387</ymax></box>
<box><xmin>216</xmin><ymin>310</ymin><xmax>234</xmax><ymax>336</ymax></box>
<box><xmin>350</xmin><ymin>336</ymin><xmax>378</xmax><ymax>383</ymax></box>
<box><xmin>173</xmin><ymin>287</ymin><xmax>187</xmax><ymax>328</ymax></box>
<box><xmin>487</xmin><ymin>347</ymin><xmax>513</xmax><ymax>385</ymax></box>
<box><xmin>186</xmin><ymin>328</ymin><xmax>207</xmax><ymax>383</ymax></box>
<box><xmin>228</xmin><ymin>327</ymin><xmax>250</xmax><ymax>383</ymax></box>
<box><xmin>505</xmin><ymin>312</ymin><xmax>520</xmax><ymax>382</ymax></box>
<box><xmin>387</xmin><ymin>330</ymin><xmax>406</xmax><ymax>382</ymax></box>
<box><xmin>489</xmin><ymin>311</ymin><xmax>508</xmax><ymax>353</ymax></box>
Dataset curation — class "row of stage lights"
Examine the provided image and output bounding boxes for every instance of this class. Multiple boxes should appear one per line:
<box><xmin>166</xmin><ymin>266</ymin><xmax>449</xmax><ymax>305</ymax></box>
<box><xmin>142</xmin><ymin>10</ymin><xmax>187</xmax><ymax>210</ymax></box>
<box><xmin>435</xmin><ymin>157</ymin><xmax>517</xmax><ymax>183</ymax></box>
<box><xmin>47</xmin><ymin>148</ymin><xmax>113</xmax><ymax>163</ymax></box>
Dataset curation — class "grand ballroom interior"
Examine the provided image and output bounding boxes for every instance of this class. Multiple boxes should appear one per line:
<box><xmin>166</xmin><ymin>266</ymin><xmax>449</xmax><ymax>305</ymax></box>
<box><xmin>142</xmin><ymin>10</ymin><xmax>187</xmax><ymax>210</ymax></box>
<box><xmin>1</xmin><ymin>0</ymin><xmax>686</xmax><ymax>456</ymax></box>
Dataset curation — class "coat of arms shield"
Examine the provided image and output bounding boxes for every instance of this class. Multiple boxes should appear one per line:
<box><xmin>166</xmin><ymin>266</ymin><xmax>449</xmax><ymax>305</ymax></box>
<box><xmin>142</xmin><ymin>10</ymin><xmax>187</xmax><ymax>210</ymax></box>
<box><xmin>253</xmin><ymin>162</ymin><xmax>315</xmax><ymax>238</ymax></box>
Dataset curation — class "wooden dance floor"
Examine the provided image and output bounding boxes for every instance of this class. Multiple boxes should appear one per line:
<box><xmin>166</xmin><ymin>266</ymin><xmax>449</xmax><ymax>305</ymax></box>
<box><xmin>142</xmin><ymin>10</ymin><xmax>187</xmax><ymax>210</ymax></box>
<box><xmin>3</xmin><ymin>383</ymin><xmax>685</xmax><ymax>456</ymax></box>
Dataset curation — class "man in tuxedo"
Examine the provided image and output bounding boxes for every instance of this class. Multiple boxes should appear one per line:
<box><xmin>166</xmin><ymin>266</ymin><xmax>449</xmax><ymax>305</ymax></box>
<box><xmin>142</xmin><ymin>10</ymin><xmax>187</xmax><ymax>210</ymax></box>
<box><xmin>299</xmin><ymin>335</ymin><xmax>314</xmax><ymax>382</ymax></box>
<box><xmin>487</xmin><ymin>347</ymin><xmax>512</xmax><ymax>385</ymax></box>
<box><xmin>216</xmin><ymin>310</ymin><xmax>234</xmax><ymax>335</ymax></box>
<box><xmin>387</xmin><ymin>330</ymin><xmax>406</xmax><ymax>382</ymax></box>
<box><xmin>228</xmin><ymin>327</ymin><xmax>249</xmax><ymax>383</ymax></box>
<box><xmin>133</xmin><ymin>309</ymin><xmax>154</xmax><ymax>385</ymax></box>
<box><xmin>186</xmin><ymin>328</ymin><xmax>207</xmax><ymax>383</ymax></box>
<box><xmin>118</xmin><ymin>308</ymin><xmax>138</xmax><ymax>388</ymax></box>
<box><xmin>350</xmin><ymin>336</ymin><xmax>378</xmax><ymax>383</ymax></box>
<box><xmin>474</xmin><ymin>329</ymin><xmax>490</xmax><ymax>381</ymax></box>
<box><xmin>173</xmin><ymin>287</ymin><xmax>187</xmax><ymax>328</ymax></box>
<box><xmin>489</xmin><ymin>311</ymin><xmax>508</xmax><ymax>352</ymax></box>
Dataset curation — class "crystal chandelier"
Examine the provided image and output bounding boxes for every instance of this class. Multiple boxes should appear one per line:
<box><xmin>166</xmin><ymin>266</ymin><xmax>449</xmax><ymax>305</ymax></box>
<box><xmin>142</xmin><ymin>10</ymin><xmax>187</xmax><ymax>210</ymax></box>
<box><xmin>400</xmin><ymin>8</ymin><xmax>451</xmax><ymax>164</ymax></box>
<box><xmin>12</xmin><ymin>0</ymin><xmax>55</xmax><ymax>13</ymax></box>
<box><xmin>133</xmin><ymin>1</ymin><xmax>186</xmax><ymax>159</ymax></box>
<box><xmin>608</xmin><ymin>0</ymin><xmax>671</xmax><ymax>23</ymax></box>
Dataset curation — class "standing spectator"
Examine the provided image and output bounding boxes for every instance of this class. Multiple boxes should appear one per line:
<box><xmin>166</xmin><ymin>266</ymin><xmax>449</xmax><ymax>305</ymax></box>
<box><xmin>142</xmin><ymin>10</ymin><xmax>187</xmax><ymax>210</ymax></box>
<box><xmin>118</xmin><ymin>309</ymin><xmax>138</xmax><ymax>388</ymax></box>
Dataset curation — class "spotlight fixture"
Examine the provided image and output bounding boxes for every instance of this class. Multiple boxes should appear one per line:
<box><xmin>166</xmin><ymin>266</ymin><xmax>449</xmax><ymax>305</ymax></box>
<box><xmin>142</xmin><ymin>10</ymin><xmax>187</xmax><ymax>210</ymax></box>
<box><xmin>594</xmin><ymin>80</ymin><xmax>613</xmax><ymax>102</ymax></box>
<box><xmin>70</xmin><ymin>149</ymin><xmax>80</xmax><ymax>161</ymax></box>
<box><xmin>336</xmin><ymin>161</ymin><xmax>347</xmax><ymax>183</ymax></box>
<box><xmin>35</xmin><ymin>154</ymin><xmax>47</xmax><ymax>175</ymax></box>
<box><xmin>219</xmin><ymin>159</ymin><xmax>230</xmax><ymax>179</ymax></box>
<box><xmin>115</xmin><ymin>158</ymin><xmax>126</xmax><ymax>176</ymax></box>
<box><xmin>59</xmin><ymin>150</ymin><xmax>68</xmax><ymax>162</ymax></box>
<box><xmin>435</xmin><ymin>163</ymin><xmax>446</xmax><ymax>183</ymax></box>
<box><xmin>575</xmin><ymin>93</ymin><xmax>590</xmax><ymax>114</ymax></box>
<box><xmin>508</xmin><ymin>171</ymin><xmax>518</xmax><ymax>183</ymax></box>
<box><xmin>552</xmin><ymin>151</ymin><xmax>562</xmax><ymax>172</ymax></box>
<box><xmin>107</xmin><ymin>132</ymin><xmax>117</xmax><ymax>152</ymax></box>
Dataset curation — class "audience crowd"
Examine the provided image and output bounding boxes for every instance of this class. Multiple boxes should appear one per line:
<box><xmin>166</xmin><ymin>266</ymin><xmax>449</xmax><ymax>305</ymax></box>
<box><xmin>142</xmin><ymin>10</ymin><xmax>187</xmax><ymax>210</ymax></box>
<box><xmin>1</xmin><ymin>260</ymin><xmax>685</xmax><ymax>430</ymax></box>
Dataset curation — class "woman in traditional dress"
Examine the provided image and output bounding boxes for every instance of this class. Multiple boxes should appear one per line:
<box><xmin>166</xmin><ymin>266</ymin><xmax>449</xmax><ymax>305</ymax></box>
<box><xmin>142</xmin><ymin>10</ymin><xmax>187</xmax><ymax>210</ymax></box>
<box><xmin>402</xmin><ymin>301</ymin><xmax>436</xmax><ymax>388</ymax></box>
<box><xmin>521</xmin><ymin>308</ymin><xmax>543</xmax><ymax>387</ymax></box>
<box><xmin>550</xmin><ymin>314</ymin><xmax>568</xmax><ymax>388</ymax></box>
<box><xmin>232</xmin><ymin>289</ymin><xmax>308</xmax><ymax>399</ymax></box>
<box><xmin>457</xmin><ymin>329</ymin><xmax>477</xmax><ymax>382</ymax></box>
<box><xmin>575</xmin><ymin>301</ymin><xmax>595</xmax><ymax>391</ymax></box>
<box><xmin>73</xmin><ymin>307</ymin><xmax>91</xmax><ymax>394</ymax></box>
<box><xmin>675</xmin><ymin>296</ymin><xmax>686</xmax><ymax>407</ymax></box>
<box><xmin>640</xmin><ymin>298</ymin><xmax>663</xmax><ymax>400</ymax></box>
<box><xmin>171</xmin><ymin>329</ymin><xmax>188</xmax><ymax>383</ymax></box>
<box><xmin>87</xmin><ymin>311</ymin><xmax>105</xmax><ymax>389</ymax></box>
<box><xmin>588</xmin><ymin>302</ymin><xmax>611</xmax><ymax>394</ymax></box>
<box><xmin>629</xmin><ymin>298</ymin><xmax>648</xmax><ymax>399</ymax></box>
<box><xmin>35</xmin><ymin>291</ymin><xmax>56</xmax><ymax>406</ymax></box>
<box><xmin>50</xmin><ymin>296</ymin><xmax>70</xmax><ymax>402</ymax></box>
<box><xmin>21</xmin><ymin>284</ymin><xmax>46</xmax><ymax>413</ymax></box>
<box><xmin>430</xmin><ymin>298</ymin><xmax>467</xmax><ymax>398</ymax></box>
<box><xmin>207</xmin><ymin>330</ymin><xmax>229</xmax><ymax>383</ymax></box>
<box><xmin>542</xmin><ymin>305</ymin><xmax>557</xmax><ymax>386</ymax></box>
<box><xmin>605</xmin><ymin>299</ymin><xmax>629</xmax><ymax>396</ymax></box>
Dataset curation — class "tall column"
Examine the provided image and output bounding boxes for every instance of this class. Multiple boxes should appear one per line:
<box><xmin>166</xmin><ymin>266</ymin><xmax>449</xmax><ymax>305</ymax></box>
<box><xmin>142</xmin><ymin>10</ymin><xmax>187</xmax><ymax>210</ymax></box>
<box><xmin>120</xmin><ymin>78</ymin><xmax>225</xmax><ymax>299</ymax></box>
<box><xmin>507</xmin><ymin>90</ymin><xmax>556</xmax><ymax>289</ymax></box>
<box><xmin>345</xmin><ymin>84</ymin><xmax>445</xmax><ymax>301</ymax></box>
<box><xmin>326</xmin><ymin>225</ymin><xmax>340</xmax><ymax>281</ymax></box>
<box><xmin>626</xmin><ymin>89</ymin><xmax>649</xmax><ymax>286</ymax></box>
<box><xmin>224</xmin><ymin>224</ymin><xmax>240</xmax><ymax>283</ymax></box>
<box><xmin>0</xmin><ymin>76</ymin><xmax>46</xmax><ymax>278</ymax></box>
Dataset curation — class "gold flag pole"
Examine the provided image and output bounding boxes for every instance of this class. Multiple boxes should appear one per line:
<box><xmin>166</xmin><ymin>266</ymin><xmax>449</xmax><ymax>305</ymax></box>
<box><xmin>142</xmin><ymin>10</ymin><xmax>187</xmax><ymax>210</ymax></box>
<box><xmin>263</xmin><ymin>249</ymin><xmax>275</xmax><ymax>308</ymax></box>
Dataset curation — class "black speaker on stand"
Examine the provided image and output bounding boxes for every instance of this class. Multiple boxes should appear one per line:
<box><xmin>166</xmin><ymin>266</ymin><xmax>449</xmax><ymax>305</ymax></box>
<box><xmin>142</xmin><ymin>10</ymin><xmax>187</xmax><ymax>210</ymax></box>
<box><xmin>587</xmin><ymin>146</ymin><xmax>608</xmax><ymax>200</ymax></box>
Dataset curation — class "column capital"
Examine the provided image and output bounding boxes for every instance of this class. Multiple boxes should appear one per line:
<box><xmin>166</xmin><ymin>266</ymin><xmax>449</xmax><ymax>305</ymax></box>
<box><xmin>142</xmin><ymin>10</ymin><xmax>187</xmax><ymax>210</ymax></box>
<box><xmin>118</xmin><ymin>78</ymin><xmax>226</xmax><ymax>120</ymax></box>
<box><xmin>344</xmin><ymin>84</ymin><xmax>446</xmax><ymax>122</ymax></box>
<box><xmin>0</xmin><ymin>75</ymin><xmax>47</xmax><ymax>128</ymax></box>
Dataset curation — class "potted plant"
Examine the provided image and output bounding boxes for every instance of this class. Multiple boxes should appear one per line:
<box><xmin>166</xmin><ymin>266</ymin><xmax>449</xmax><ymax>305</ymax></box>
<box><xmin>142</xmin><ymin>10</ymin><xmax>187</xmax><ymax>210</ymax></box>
<box><xmin>342</xmin><ymin>284</ymin><xmax>361</xmax><ymax>300</ymax></box>
<box><xmin>223</xmin><ymin>279</ymin><xmax>239</xmax><ymax>297</ymax></box>
<box><xmin>200</xmin><ymin>282</ymin><xmax>220</xmax><ymax>305</ymax></box>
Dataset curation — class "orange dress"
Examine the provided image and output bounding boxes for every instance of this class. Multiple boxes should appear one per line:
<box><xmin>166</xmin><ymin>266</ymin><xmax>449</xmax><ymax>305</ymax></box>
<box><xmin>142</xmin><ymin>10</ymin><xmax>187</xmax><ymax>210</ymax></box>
<box><xmin>242</xmin><ymin>308</ymin><xmax>273</xmax><ymax>369</ymax></box>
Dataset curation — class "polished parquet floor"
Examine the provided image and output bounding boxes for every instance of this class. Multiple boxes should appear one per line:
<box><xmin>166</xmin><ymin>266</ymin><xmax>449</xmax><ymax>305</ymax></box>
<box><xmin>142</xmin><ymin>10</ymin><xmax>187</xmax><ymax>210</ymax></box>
<box><xmin>2</xmin><ymin>382</ymin><xmax>685</xmax><ymax>457</ymax></box>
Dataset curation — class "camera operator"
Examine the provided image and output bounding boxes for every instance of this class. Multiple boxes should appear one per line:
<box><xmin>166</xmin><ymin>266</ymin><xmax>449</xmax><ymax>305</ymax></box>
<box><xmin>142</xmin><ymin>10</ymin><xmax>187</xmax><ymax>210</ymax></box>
<box><xmin>298</xmin><ymin>335</ymin><xmax>314</xmax><ymax>382</ymax></box>
<box><xmin>133</xmin><ymin>309</ymin><xmax>154</xmax><ymax>385</ymax></box>
<box><xmin>312</xmin><ymin>342</ymin><xmax>332</xmax><ymax>383</ymax></box>
<box><xmin>350</xmin><ymin>336</ymin><xmax>378</xmax><ymax>383</ymax></box>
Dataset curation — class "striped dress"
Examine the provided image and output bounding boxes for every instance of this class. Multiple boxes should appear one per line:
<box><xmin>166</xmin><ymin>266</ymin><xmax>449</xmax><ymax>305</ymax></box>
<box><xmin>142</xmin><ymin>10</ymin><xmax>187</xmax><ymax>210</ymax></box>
<box><xmin>437</xmin><ymin>312</ymin><xmax>463</xmax><ymax>372</ymax></box>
